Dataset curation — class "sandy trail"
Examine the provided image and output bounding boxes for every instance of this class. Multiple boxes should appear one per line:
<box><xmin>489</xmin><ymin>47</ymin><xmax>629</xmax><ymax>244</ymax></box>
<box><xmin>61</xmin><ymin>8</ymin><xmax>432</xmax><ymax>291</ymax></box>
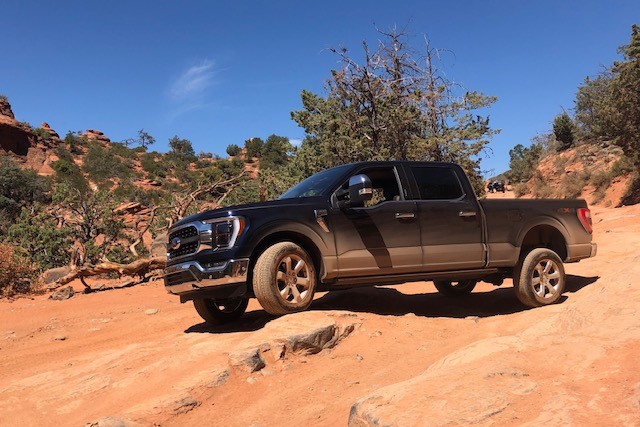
<box><xmin>1</xmin><ymin>204</ymin><xmax>638</xmax><ymax>426</ymax></box>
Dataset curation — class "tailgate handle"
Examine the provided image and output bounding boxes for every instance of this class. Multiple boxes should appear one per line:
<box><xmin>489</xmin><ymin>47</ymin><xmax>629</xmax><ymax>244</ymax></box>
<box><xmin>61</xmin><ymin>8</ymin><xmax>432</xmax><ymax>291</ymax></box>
<box><xmin>459</xmin><ymin>211</ymin><xmax>477</xmax><ymax>218</ymax></box>
<box><xmin>395</xmin><ymin>212</ymin><xmax>415</xmax><ymax>219</ymax></box>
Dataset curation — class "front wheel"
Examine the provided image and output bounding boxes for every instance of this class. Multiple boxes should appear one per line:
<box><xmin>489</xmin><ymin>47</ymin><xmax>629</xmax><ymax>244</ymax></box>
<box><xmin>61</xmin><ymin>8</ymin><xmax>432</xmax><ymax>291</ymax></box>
<box><xmin>192</xmin><ymin>297</ymin><xmax>248</xmax><ymax>325</ymax></box>
<box><xmin>433</xmin><ymin>280</ymin><xmax>477</xmax><ymax>296</ymax></box>
<box><xmin>253</xmin><ymin>241</ymin><xmax>316</xmax><ymax>316</ymax></box>
<box><xmin>514</xmin><ymin>248</ymin><xmax>566</xmax><ymax>307</ymax></box>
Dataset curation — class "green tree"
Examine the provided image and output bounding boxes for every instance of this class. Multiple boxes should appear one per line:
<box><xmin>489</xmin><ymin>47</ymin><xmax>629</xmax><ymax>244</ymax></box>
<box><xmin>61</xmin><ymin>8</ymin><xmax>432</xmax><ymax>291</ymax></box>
<box><xmin>291</xmin><ymin>28</ymin><xmax>499</xmax><ymax>194</ymax></box>
<box><xmin>261</xmin><ymin>134</ymin><xmax>293</xmax><ymax>169</ymax></box>
<box><xmin>0</xmin><ymin>155</ymin><xmax>51</xmax><ymax>230</ymax></box>
<box><xmin>553</xmin><ymin>112</ymin><xmax>577</xmax><ymax>151</ymax></box>
<box><xmin>505</xmin><ymin>142</ymin><xmax>543</xmax><ymax>183</ymax></box>
<box><xmin>137</xmin><ymin>129</ymin><xmax>155</xmax><ymax>149</ymax></box>
<box><xmin>608</xmin><ymin>24</ymin><xmax>640</xmax><ymax>167</ymax></box>
<box><xmin>7</xmin><ymin>208</ymin><xmax>73</xmax><ymax>271</ymax></box>
<box><xmin>169</xmin><ymin>135</ymin><xmax>195</xmax><ymax>157</ymax></box>
<box><xmin>226</xmin><ymin>144</ymin><xmax>242</xmax><ymax>156</ymax></box>
<box><xmin>245</xmin><ymin>137</ymin><xmax>264</xmax><ymax>158</ymax></box>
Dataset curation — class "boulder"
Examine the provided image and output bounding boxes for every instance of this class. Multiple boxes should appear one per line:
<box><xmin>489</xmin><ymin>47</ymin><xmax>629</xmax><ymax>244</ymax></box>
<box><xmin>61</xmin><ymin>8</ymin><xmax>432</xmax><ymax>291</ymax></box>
<box><xmin>49</xmin><ymin>286</ymin><xmax>75</xmax><ymax>301</ymax></box>
<box><xmin>151</xmin><ymin>233</ymin><xmax>167</xmax><ymax>258</ymax></box>
<box><xmin>228</xmin><ymin>348</ymin><xmax>266</xmax><ymax>373</ymax></box>
<box><xmin>41</xmin><ymin>266</ymin><xmax>72</xmax><ymax>284</ymax></box>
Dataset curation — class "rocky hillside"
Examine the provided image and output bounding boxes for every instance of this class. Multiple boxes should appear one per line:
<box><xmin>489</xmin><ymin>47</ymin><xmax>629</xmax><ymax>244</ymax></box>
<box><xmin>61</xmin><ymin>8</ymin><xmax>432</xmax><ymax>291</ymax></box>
<box><xmin>0</xmin><ymin>97</ymin><xmax>264</xmax><ymax>296</ymax></box>
<box><xmin>513</xmin><ymin>142</ymin><xmax>635</xmax><ymax>207</ymax></box>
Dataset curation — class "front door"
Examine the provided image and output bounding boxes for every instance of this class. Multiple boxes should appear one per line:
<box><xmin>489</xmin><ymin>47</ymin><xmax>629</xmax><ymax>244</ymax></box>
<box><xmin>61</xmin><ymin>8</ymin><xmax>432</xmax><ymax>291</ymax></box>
<box><xmin>329</xmin><ymin>166</ymin><xmax>422</xmax><ymax>278</ymax></box>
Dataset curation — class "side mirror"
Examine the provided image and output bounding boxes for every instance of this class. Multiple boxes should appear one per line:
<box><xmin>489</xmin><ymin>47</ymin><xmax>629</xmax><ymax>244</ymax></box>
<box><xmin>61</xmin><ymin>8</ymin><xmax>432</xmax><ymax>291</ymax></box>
<box><xmin>348</xmin><ymin>174</ymin><xmax>373</xmax><ymax>207</ymax></box>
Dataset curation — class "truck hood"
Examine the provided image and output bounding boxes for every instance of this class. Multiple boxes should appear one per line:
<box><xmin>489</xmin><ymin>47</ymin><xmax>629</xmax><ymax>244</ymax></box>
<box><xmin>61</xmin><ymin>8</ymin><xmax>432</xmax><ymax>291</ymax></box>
<box><xmin>171</xmin><ymin>197</ymin><xmax>325</xmax><ymax>228</ymax></box>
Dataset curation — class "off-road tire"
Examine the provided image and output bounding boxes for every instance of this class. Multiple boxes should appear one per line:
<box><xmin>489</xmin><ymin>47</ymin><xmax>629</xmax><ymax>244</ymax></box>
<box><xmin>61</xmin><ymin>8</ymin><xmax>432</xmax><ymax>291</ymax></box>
<box><xmin>192</xmin><ymin>297</ymin><xmax>249</xmax><ymax>325</ymax></box>
<box><xmin>433</xmin><ymin>280</ymin><xmax>477</xmax><ymax>296</ymax></box>
<box><xmin>514</xmin><ymin>248</ymin><xmax>566</xmax><ymax>307</ymax></box>
<box><xmin>253</xmin><ymin>241</ymin><xmax>316</xmax><ymax>316</ymax></box>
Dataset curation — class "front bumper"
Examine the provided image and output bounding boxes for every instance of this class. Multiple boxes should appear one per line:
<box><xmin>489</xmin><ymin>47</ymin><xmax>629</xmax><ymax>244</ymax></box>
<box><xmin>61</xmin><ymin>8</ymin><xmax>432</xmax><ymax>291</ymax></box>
<box><xmin>164</xmin><ymin>258</ymin><xmax>250</xmax><ymax>295</ymax></box>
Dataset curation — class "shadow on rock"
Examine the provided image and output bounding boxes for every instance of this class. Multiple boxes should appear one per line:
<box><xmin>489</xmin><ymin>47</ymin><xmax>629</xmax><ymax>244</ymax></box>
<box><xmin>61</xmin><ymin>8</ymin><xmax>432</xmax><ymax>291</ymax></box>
<box><xmin>311</xmin><ymin>286</ymin><xmax>528</xmax><ymax>318</ymax></box>
<box><xmin>184</xmin><ymin>310</ymin><xmax>274</xmax><ymax>334</ymax></box>
<box><xmin>565</xmin><ymin>274</ymin><xmax>599</xmax><ymax>293</ymax></box>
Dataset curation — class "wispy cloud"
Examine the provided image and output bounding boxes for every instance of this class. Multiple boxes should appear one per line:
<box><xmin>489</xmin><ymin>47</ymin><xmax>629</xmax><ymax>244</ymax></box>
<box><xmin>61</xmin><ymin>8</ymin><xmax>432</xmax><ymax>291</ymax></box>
<box><xmin>167</xmin><ymin>60</ymin><xmax>216</xmax><ymax>120</ymax></box>
<box><xmin>169</xmin><ymin>60</ymin><xmax>215</xmax><ymax>101</ymax></box>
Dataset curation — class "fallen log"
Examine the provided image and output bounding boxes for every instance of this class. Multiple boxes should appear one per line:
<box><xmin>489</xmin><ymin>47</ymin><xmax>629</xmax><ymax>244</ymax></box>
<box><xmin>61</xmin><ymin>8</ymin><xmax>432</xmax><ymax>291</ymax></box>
<box><xmin>48</xmin><ymin>257</ymin><xmax>166</xmax><ymax>290</ymax></box>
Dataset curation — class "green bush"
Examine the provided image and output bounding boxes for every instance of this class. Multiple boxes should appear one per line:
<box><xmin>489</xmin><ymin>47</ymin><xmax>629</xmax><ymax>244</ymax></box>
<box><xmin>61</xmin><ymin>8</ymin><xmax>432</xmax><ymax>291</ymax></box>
<box><xmin>83</xmin><ymin>141</ymin><xmax>132</xmax><ymax>183</ymax></box>
<box><xmin>7</xmin><ymin>209</ymin><xmax>73</xmax><ymax>272</ymax></box>
<box><xmin>141</xmin><ymin>152</ymin><xmax>168</xmax><ymax>179</ymax></box>
<box><xmin>32</xmin><ymin>127</ymin><xmax>53</xmax><ymax>142</ymax></box>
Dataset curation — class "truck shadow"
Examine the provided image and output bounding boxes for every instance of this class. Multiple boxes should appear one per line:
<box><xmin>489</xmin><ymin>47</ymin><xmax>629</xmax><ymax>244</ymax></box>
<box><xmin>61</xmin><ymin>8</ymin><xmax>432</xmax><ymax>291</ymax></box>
<box><xmin>311</xmin><ymin>274</ymin><xmax>600</xmax><ymax>319</ymax></box>
<box><xmin>185</xmin><ymin>274</ymin><xmax>599</xmax><ymax>333</ymax></box>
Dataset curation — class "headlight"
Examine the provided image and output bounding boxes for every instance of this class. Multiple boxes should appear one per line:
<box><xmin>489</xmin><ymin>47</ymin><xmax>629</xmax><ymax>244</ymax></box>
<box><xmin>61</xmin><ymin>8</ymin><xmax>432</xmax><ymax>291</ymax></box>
<box><xmin>203</xmin><ymin>216</ymin><xmax>246</xmax><ymax>249</ymax></box>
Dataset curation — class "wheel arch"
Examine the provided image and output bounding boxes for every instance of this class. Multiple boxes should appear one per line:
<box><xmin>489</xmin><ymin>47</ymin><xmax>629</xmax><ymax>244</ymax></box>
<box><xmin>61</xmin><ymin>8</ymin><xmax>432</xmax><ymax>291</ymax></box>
<box><xmin>517</xmin><ymin>220</ymin><xmax>569</xmax><ymax>261</ymax></box>
<box><xmin>246</xmin><ymin>224</ymin><xmax>326</xmax><ymax>294</ymax></box>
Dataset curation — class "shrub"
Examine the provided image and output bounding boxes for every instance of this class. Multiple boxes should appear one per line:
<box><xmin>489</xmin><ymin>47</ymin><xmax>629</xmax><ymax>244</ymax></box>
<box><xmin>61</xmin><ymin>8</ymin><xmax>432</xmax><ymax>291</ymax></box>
<box><xmin>83</xmin><ymin>141</ymin><xmax>132</xmax><ymax>183</ymax></box>
<box><xmin>110</xmin><ymin>142</ymin><xmax>138</xmax><ymax>159</ymax></box>
<box><xmin>141</xmin><ymin>152</ymin><xmax>168</xmax><ymax>179</ymax></box>
<box><xmin>0</xmin><ymin>244</ymin><xmax>36</xmax><ymax>297</ymax></box>
<box><xmin>560</xmin><ymin>172</ymin><xmax>588</xmax><ymax>198</ymax></box>
<box><xmin>32</xmin><ymin>127</ymin><xmax>53</xmax><ymax>141</ymax></box>
<box><xmin>7</xmin><ymin>209</ymin><xmax>73</xmax><ymax>271</ymax></box>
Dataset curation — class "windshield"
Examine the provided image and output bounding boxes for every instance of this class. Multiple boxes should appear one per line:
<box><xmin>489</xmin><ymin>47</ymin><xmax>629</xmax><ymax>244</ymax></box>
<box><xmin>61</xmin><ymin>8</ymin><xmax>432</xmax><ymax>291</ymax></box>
<box><xmin>279</xmin><ymin>164</ymin><xmax>351</xmax><ymax>199</ymax></box>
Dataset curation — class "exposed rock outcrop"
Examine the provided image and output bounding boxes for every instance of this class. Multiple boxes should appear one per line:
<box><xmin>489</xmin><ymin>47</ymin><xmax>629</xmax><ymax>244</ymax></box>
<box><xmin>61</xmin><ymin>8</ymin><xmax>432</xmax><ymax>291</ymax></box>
<box><xmin>0</xmin><ymin>99</ymin><xmax>34</xmax><ymax>156</ymax></box>
<box><xmin>0</xmin><ymin>97</ymin><xmax>15</xmax><ymax>119</ymax></box>
<box><xmin>39</xmin><ymin>122</ymin><xmax>62</xmax><ymax>145</ymax></box>
<box><xmin>85</xmin><ymin>129</ymin><xmax>111</xmax><ymax>144</ymax></box>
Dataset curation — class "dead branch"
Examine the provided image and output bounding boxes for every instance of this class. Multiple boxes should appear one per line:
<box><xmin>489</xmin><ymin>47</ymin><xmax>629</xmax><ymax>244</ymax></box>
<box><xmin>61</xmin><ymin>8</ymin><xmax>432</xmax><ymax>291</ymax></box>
<box><xmin>48</xmin><ymin>257</ymin><xmax>166</xmax><ymax>289</ymax></box>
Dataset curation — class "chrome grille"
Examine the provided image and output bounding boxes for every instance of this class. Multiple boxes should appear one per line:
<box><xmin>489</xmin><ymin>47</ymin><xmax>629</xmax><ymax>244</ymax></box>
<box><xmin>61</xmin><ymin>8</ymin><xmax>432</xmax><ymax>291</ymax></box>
<box><xmin>169</xmin><ymin>226</ymin><xmax>198</xmax><ymax>241</ymax></box>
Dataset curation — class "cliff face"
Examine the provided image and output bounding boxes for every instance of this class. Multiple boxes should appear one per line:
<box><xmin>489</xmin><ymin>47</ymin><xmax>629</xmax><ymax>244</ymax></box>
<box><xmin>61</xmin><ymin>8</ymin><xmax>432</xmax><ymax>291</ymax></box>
<box><xmin>0</xmin><ymin>98</ymin><xmax>33</xmax><ymax>156</ymax></box>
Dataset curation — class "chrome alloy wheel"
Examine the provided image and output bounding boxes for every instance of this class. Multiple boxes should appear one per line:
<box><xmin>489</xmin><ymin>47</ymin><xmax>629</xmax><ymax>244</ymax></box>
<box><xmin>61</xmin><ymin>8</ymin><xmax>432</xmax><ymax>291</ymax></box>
<box><xmin>530</xmin><ymin>258</ymin><xmax>562</xmax><ymax>302</ymax></box>
<box><xmin>275</xmin><ymin>254</ymin><xmax>311</xmax><ymax>304</ymax></box>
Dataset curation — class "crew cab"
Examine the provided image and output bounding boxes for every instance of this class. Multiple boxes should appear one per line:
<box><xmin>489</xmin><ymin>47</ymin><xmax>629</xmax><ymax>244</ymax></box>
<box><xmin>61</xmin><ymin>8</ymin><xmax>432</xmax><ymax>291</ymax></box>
<box><xmin>164</xmin><ymin>161</ymin><xmax>597</xmax><ymax>324</ymax></box>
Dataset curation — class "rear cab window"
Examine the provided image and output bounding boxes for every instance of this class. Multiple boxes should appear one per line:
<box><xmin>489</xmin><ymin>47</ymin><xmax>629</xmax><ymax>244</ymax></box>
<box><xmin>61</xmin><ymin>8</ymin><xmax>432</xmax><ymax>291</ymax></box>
<box><xmin>410</xmin><ymin>166</ymin><xmax>464</xmax><ymax>200</ymax></box>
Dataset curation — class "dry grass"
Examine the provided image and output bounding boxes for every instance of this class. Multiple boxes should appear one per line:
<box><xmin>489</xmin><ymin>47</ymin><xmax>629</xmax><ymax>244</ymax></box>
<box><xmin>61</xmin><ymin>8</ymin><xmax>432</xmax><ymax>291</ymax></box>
<box><xmin>0</xmin><ymin>244</ymin><xmax>38</xmax><ymax>297</ymax></box>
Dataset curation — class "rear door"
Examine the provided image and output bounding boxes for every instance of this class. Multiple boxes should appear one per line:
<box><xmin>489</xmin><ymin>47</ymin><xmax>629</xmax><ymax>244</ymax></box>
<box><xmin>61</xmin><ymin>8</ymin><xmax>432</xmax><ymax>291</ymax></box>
<box><xmin>406</xmin><ymin>164</ymin><xmax>485</xmax><ymax>272</ymax></box>
<box><xmin>329</xmin><ymin>165</ymin><xmax>422</xmax><ymax>278</ymax></box>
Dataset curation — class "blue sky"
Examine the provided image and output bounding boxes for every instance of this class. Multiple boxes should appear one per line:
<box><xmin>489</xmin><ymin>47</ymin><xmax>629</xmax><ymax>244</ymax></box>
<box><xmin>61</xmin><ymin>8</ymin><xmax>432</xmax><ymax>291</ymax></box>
<box><xmin>2</xmin><ymin>1</ymin><xmax>638</xmax><ymax>176</ymax></box>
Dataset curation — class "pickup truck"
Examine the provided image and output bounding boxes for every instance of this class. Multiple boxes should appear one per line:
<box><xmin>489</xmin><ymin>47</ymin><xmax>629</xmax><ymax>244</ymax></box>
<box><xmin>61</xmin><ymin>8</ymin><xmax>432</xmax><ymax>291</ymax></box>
<box><xmin>164</xmin><ymin>161</ymin><xmax>597</xmax><ymax>324</ymax></box>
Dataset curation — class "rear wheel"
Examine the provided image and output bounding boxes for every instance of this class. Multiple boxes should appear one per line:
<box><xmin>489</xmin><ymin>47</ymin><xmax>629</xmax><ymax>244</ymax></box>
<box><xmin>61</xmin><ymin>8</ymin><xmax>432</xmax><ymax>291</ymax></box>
<box><xmin>192</xmin><ymin>297</ymin><xmax>248</xmax><ymax>325</ymax></box>
<box><xmin>433</xmin><ymin>280</ymin><xmax>477</xmax><ymax>296</ymax></box>
<box><xmin>514</xmin><ymin>248</ymin><xmax>565</xmax><ymax>307</ymax></box>
<box><xmin>253</xmin><ymin>241</ymin><xmax>316</xmax><ymax>315</ymax></box>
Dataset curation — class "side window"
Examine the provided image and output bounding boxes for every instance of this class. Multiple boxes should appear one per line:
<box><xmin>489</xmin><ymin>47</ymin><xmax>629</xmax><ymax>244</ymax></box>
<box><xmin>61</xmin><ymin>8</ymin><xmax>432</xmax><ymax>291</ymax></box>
<box><xmin>411</xmin><ymin>167</ymin><xmax>463</xmax><ymax>200</ymax></box>
<box><xmin>338</xmin><ymin>167</ymin><xmax>402</xmax><ymax>207</ymax></box>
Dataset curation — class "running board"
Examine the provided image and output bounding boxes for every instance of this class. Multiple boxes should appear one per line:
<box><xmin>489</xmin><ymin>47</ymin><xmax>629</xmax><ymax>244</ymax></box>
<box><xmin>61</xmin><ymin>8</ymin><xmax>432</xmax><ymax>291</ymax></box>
<box><xmin>322</xmin><ymin>268</ymin><xmax>500</xmax><ymax>289</ymax></box>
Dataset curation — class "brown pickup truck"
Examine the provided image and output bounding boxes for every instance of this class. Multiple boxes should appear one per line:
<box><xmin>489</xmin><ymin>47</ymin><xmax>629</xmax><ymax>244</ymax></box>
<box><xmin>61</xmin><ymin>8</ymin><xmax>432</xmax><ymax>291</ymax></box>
<box><xmin>165</xmin><ymin>161</ymin><xmax>597</xmax><ymax>324</ymax></box>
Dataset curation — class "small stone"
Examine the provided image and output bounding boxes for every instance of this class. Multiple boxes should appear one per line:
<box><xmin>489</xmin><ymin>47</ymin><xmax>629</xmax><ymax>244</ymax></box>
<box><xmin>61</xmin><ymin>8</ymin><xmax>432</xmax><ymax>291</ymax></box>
<box><xmin>172</xmin><ymin>396</ymin><xmax>199</xmax><ymax>414</ymax></box>
<box><xmin>54</xmin><ymin>335</ymin><xmax>67</xmax><ymax>341</ymax></box>
<box><xmin>260</xmin><ymin>369</ymin><xmax>276</xmax><ymax>377</ymax></box>
<box><xmin>49</xmin><ymin>286</ymin><xmax>74</xmax><ymax>301</ymax></box>
<box><xmin>369</xmin><ymin>330</ymin><xmax>382</xmax><ymax>337</ymax></box>
<box><xmin>145</xmin><ymin>308</ymin><xmax>159</xmax><ymax>315</ymax></box>
<box><xmin>247</xmin><ymin>376</ymin><xmax>257</xmax><ymax>384</ymax></box>
<box><xmin>466</xmin><ymin>316</ymin><xmax>480</xmax><ymax>323</ymax></box>
<box><xmin>356</xmin><ymin>354</ymin><xmax>364</xmax><ymax>361</ymax></box>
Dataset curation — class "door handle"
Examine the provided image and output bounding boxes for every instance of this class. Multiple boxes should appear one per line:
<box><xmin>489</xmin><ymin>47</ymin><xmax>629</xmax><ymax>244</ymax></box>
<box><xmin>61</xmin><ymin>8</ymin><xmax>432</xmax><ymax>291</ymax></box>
<box><xmin>459</xmin><ymin>211</ymin><xmax>477</xmax><ymax>218</ymax></box>
<box><xmin>395</xmin><ymin>212</ymin><xmax>415</xmax><ymax>219</ymax></box>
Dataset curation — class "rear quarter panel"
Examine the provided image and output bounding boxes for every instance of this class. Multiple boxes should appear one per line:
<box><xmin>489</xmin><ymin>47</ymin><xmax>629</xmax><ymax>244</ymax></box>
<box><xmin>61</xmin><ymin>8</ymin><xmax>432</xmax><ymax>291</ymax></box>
<box><xmin>480</xmin><ymin>198</ymin><xmax>591</xmax><ymax>266</ymax></box>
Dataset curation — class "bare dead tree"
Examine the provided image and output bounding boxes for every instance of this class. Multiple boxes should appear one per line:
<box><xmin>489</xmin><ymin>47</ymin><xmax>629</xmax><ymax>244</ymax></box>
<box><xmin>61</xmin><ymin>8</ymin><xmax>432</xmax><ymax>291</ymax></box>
<box><xmin>166</xmin><ymin>169</ymin><xmax>246</xmax><ymax>228</ymax></box>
